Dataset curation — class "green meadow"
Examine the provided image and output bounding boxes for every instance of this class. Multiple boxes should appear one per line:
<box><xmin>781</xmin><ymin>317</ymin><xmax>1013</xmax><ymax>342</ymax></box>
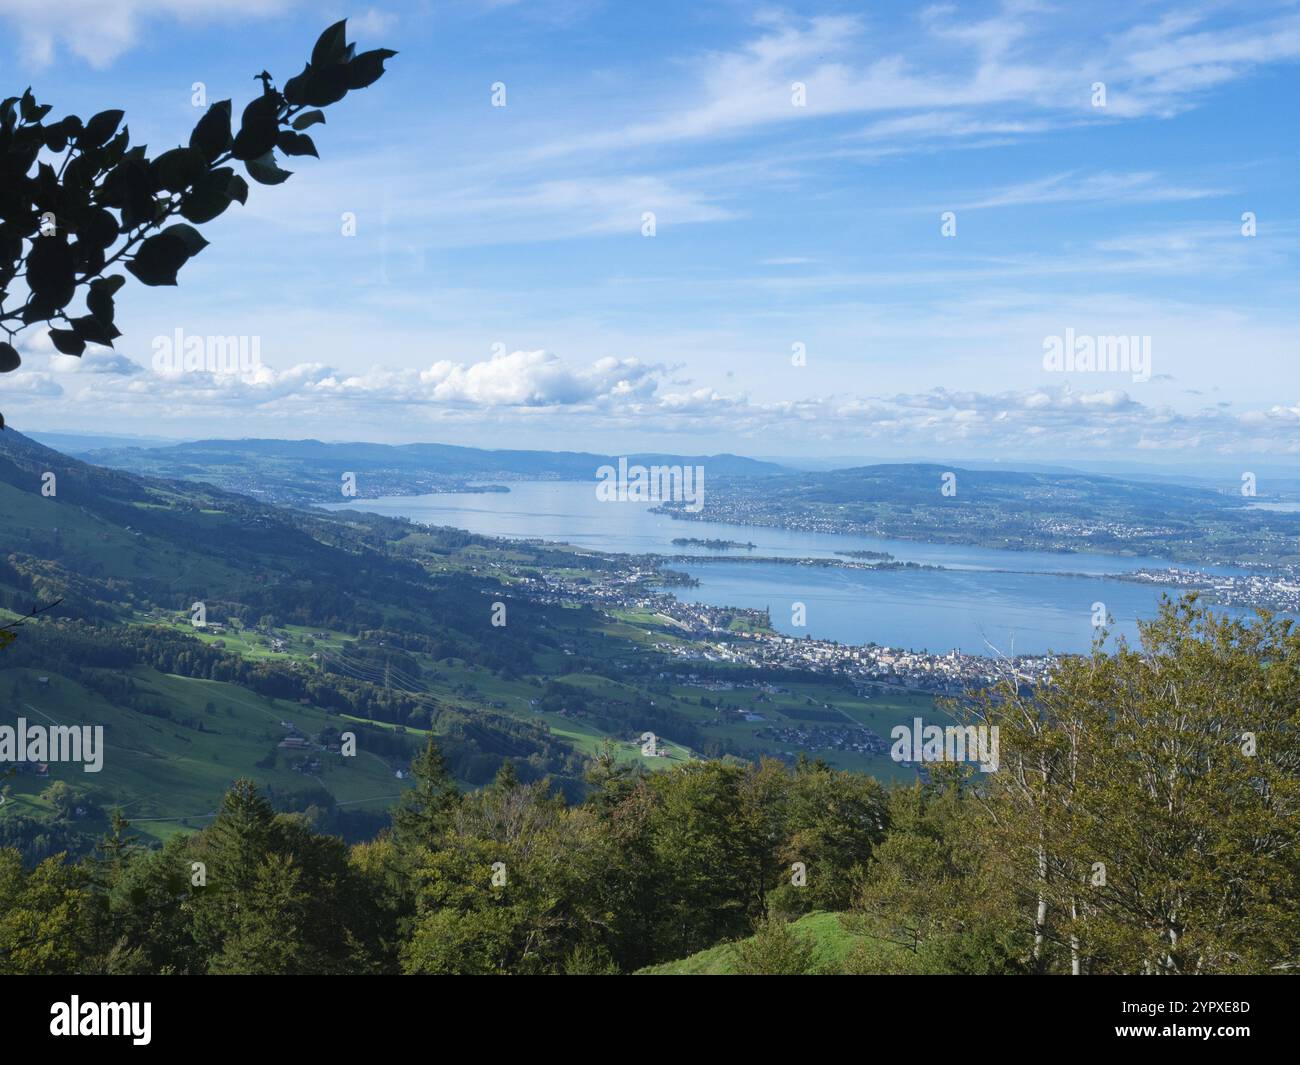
<box><xmin>0</xmin><ymin>666</ymin><xmax>409</xmax><ymax>845</ymax></box>
<box><xmin>636</xmin><ymin>912</ymin><xmax>885</xmax><ymax>975</ymax></box>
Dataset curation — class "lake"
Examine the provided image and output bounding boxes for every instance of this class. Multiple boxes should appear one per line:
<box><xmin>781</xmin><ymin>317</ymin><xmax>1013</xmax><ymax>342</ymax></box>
<box><xmin>322</xmin><ymin>482</ymin><xmax>1260</xmax><ymax>655</ymax></box>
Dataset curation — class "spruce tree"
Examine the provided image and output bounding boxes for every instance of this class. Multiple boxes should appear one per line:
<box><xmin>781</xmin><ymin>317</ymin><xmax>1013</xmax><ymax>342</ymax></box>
<box><xmin>391</xmin><ymin>738</ymin><xmax>461</xmax><ymax>850</ymax></box>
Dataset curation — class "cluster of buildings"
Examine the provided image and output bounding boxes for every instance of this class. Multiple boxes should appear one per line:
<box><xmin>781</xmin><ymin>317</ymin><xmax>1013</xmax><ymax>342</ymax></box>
<box><xmin>1117</xmin><ymin>566</ymin><xmax>1300</xmax><ymax>614</ymax></box>
<box><xmin>753</xmin><ymin>722</ymin><xmax>889</xmax><ymax>756</ymax></box>
<box><xmin>651</xmin><ymin>627</ymin><xmax>1054</xmax><ymax>694</ymax></box>
<box><xmin>1034</xmin><ymin>518</ymin><xmax>1180</xmax><ymax>541</ymax></box>
<box><xmin>506</xmin><ymin>561</ymin><xmax>1055</xmax><ymax>693</ymax></box>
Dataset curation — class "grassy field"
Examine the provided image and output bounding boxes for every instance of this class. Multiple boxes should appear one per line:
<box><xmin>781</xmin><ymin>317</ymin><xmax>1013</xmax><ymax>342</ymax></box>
<box><xmin>653</xmin><ymin>679</ymin><xmax>939</xmax><ymax>782</ymax></box>
<box><xmin>0</xmin><ymin>479</ymin><xmax>246</xmax><ymax>594</ymax></box>
<box><xmin>635</xmin><ymin>911</ymin><xmax>869</xmax><ymax>974</ymax></box>
<box><xmin>0</xmin><ymin>666</ymin><xmax>410</xmax><ymax>845</ymax></box>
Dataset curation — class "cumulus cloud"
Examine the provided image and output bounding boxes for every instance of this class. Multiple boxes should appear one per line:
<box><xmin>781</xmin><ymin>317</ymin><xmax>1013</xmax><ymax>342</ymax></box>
<box><xmin>418</xmin><ymin>350</ymin><xmax>659</xmax><ymax>406</ymax></box>
<box><xmin>5</xmin><ymin>349</ymin><xmax>1297</xmax><ymax>457</ymax></box>
<box><xmin>49</xmin><ymin>352</ymin><xmax>144</xmax><ymax>376</ymax></box>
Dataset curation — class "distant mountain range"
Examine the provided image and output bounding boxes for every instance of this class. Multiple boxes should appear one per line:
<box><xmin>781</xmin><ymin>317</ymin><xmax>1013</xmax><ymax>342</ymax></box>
<box><xmin>59</xmin><ymin>437</ymin><xmax>789</xmax><ymax>504</ymax></box>
<box><xmin>652</xmin><ymin>461</ymin><xmax>1300</xmax><ymax>567</ymax></box>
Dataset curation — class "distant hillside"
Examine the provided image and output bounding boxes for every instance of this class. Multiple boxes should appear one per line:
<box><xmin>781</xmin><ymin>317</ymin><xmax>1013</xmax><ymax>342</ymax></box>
<box><xmin>655</xmin><ymin>461</ymin><xmax>1300</xmax><ymax>566</ymax></box>
<box><xmin>71</xmin><ymin>437</ymin><xmax>790</xmax><ymax>504</ymax></box>
<box><xmin>0</xmin><ymin>428</ymin><xmax>623</xmax><ymax>837</ymax></box>
<box><xmin>28</xmin><ymin>431</ymin><xmax>187</xmax><ymax>453</ymax></box>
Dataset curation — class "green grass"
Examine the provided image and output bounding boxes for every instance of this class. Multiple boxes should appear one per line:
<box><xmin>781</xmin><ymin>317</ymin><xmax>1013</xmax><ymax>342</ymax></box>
<box><xmin>535</xmin><ymin>712</ymin><xmax>693</xmax><ymax>768</ymax></box>
<box><xmin>0</xmin><ymin>667</ymin><xmax>411</xmax><ymax>845</ymax></box>
<box><xmin>636</xmin><ymin>912</ymin><xmax>866</xmax><ymax>975</ymax></box>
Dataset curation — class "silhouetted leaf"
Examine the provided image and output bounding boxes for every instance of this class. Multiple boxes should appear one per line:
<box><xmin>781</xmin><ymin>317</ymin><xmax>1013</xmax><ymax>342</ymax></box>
<box><xmin>86</xmin><ymin>285</ymin><xmax>115</xmax><ymax>325</ymax></box>
<box><xmin>302</xmin><ymin>65</ymin><xmax>350</xmax><ymax>107</ymax></box>
<box><xmin>282</xmin><ymin>64</ymin><xmax>312</xmax><ymax>106</ymax></box>
<box><xmin>91</xmin><ymin>274</ymin><xmax>126</xmax><ymax>296</ymax></box>
<box><xmin>86</xmin><ymin>275</ymin><xmax>125</xmax><ymax>327</ymax></box>
<box><xmin>348</xmin><ymin>49</ymin><xmax>397</xmax><ymax>90</ymax></box>
<box><xmin>276</xmin><ymin>130</ymin><xmax>318</xmax><ymax>158</ymax></box>
<box><xmin>161</xmin><ymin>222</ymin><xmax>209</xmax><ymax>256</ymax></box>
<box><xmin>232</xmin><ymin>93</ymin><xmax>282</xmax><ymax>161</ymax></box>
<box><xmin>180</xmin><ymin>167</ymin><xmax>237</xmax><ymax>224</ymax></box>
<box><xmin>20</xmin><ymin>90</ymin><xmax>51</xmax><ymax>124</ymax></box>
<box><xmin>153</xmin><ymin>146</ymin><xmax>207</xmax><ymax>193</ymax></box>
<box><xmin>74</xmin><ymin>207</ymin><xmax>120</xmax><ymax>249</ymax></box>
<box><xmin>125</xmin><ymin>231</ymin><xmax>191</xmax><ymax>286</ymax></box>
<box><xmin>70</xmin><ymin>313</ymin><xmax>120</xmax><ymax>346</ymax></box>
<box><xmin>101</xmin><ymin>127</ymin><xmax>130</xmax><ymax>168</ymax></box>
<box><xmin>25</xmin><ymin>238</ymin><xmax>75</xmax><ymax>303</ymax></box>
<box><xmin>62</xmin><ymin>152</ymin><xmax>97</xmax><ymax>195</ymax></box>
<box><xmin>48</xmin><ymin>328</ymin><xmax>85</xmax><ymax>355</ymax></box>
<box><xmin>190</xmin><ymin>100</ymin><xmax>233</xmax><ymax>163</ymax></box>
<box><xmin>312</xmin><ymin>20</ymin><xmax>349</xmax><ymax>67</ymax></box>
<box><xmin>245</xmin><ymin>151</ymin><xmax>292</xmax><ymax>186</ymax></box>
<box><xmin>0</xmin><ymin>342</ymin><xmax>19</xmax><ymax>373</ymax></box>
<box><xmin>42</xmin><ymin>123</ymin><xmax>68</xmax><ymax>152</ymax></box>
<box><xmin>99</xmin><ymin>157</ymin><xmax>156</xmax><ymax>223</ymax></box>
<box><xmin>73</xmin><ymin>239</ymin><xmax>105</xmax><ymax>276</ymax></box>
<box><xmin>79</xmin><ymin>109</ymin><xmax>124</xmax><ymax>149</ymax></box>
<box><xmin>291</xmin><ymin>109</ymin><xmax>326</xmax><ymax>130</ymax></box>
<box><xmin>21</xmin><ymin>299</ymin><xmax>57</xmax><ymax>325</ymax></box>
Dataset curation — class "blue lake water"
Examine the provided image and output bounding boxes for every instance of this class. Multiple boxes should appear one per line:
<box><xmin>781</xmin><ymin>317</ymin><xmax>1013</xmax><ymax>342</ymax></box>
<box><xmin>322</xmin><ymin>482</ymin><xmax>1263</xmax><ymax>655</ymax></box>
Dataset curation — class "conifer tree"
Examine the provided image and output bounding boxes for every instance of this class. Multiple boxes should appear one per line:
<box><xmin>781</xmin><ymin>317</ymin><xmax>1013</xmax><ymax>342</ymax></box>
<box><xmin>391</xmin><ymin>738</ymin><xmax>461</xmax><ymax>849</ymax></box>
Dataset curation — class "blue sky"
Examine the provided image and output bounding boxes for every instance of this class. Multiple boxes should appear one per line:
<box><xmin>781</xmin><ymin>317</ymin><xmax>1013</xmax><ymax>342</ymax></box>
<box><xmin>1</xmin><ymin>0</ymin><xmax>1297</xmax><ymax>464</ymax></box>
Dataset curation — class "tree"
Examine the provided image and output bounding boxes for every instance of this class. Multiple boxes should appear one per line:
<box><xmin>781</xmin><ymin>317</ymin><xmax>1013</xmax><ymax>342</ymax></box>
<box><xmin>732</xmin><ymin>911</ymin><xmax>820</xmax><ymax>975</ymax></box>
<box><xmin>847</xmin><ymin>782</ymin><xmax>1025</xmax><ymax>974</ymax></box>
<box><xmin>583</xmin><ymin>738</ymin><xmax>640</xmax><ymax>812</ymax></box>
<box><xmin>644</xmin><ymin>761</ymin><xmax>762</xmax><ymax>956</ymax></box>
<box><xmin>41</xmin><ymin>780</ymin><xmax>77</xmax><ymax>820</ymax></box>
<box><xmin>0</xmin><ymin>19</ymin><xmax>396</xmax><ymax>429</ymax></box>
<box><xmin>93</xmin><ymin>809</ymin><xmax>137</xmax><ymax>880</ymax></box>
<box><xmin>963</xmin><ymin>597</ymin><xmax>1300</xmax><ymax>974</ymax></box>
<box><xmin>491</xmin><ymin>757</ymin><xmax>520</xmax><ymax>793</ymax></box>
<box><xmin>775</xmin><ymin>758</ymin><xmax>887</xmax><ymax>914</ymax></box>
<box><xmin>0</xmin><ymin>849</ymin><xmax>95</xmax><ymax>974</ymax></box>
<box><xmin>390</xmin><ymin>738</ymin><xmax>461</xmax><ymax>850</ymax></box>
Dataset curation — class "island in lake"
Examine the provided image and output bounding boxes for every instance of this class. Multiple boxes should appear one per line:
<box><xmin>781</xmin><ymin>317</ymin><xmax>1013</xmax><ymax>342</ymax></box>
<box><xmin>672</xmin><ymin>537</ymin><xmax>756</xmax><ymax>550</ymax></box>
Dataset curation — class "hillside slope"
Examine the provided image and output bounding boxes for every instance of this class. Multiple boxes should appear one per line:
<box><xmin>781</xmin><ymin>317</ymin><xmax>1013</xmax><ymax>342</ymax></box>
<box><xmin>74</xmin><ymin>436</ymin><xmax>789</xmax><ymax>503</ymax></box>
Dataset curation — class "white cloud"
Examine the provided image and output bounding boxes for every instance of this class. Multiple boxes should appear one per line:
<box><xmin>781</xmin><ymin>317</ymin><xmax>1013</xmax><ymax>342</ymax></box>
<box><xmin>953</xmin><ymin>171</ymin><xmax>1226</xmax><ymax>211</ymax></box>
<box><xmin>48</xmin><ymin>351</ymin><xmax>144</xmax><ymax>375</ymax></box>
<box><xmin>533</xmin><ymin>5</ymin><xmax>1300</xmax><ymax>158</ymax></box>
<box><xmin>0</xmin><ymin>0</ymin><xmax>296</xmax><ymax>68</ymax></box>
<box><xmin>5</xmin><ymin>349</ymin><xmax>1298</xmax><ymax>456</ymax></box>
<box><xmin>417</xmin><ymin>350</ymin><xmax>659</xmax><ymax>406</ymax></box>
<box><xmin>350</xmin><ymin>8</ymin><xmax>396</xmax><ymax>37</ymax></box>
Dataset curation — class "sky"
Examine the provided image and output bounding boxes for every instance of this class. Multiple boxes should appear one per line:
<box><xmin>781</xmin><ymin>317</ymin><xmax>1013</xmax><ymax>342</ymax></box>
<box><xmin>0</xmin><ymin>0</ymin><xmax>1297</xmax><ymax>465</ymax></box>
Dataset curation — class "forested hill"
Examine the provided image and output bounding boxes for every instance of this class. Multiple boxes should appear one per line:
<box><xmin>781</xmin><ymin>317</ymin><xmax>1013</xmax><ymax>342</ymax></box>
<box><xmin>0</xmin><ymin>425</ymin><xmax>617</xmax><ymax>675</ymax></box>
<box><xmin>0</xmin><ymin>428</ymin><xmax>631</xmax><ymax>822</ymax></box>
<box><xmin>655</xmin><ymin>461</ymin><xmax>1300</xmax><ymax>565</ymax></box>
<box><xmin>64</xmin><ymin>436</ymin><xmax>789</xmax><ymax>503</ymax></box>
<box><xmin>0</xmin><ymin>426</ymin><xmax>458</xmax><ymax>624</ymax></box>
